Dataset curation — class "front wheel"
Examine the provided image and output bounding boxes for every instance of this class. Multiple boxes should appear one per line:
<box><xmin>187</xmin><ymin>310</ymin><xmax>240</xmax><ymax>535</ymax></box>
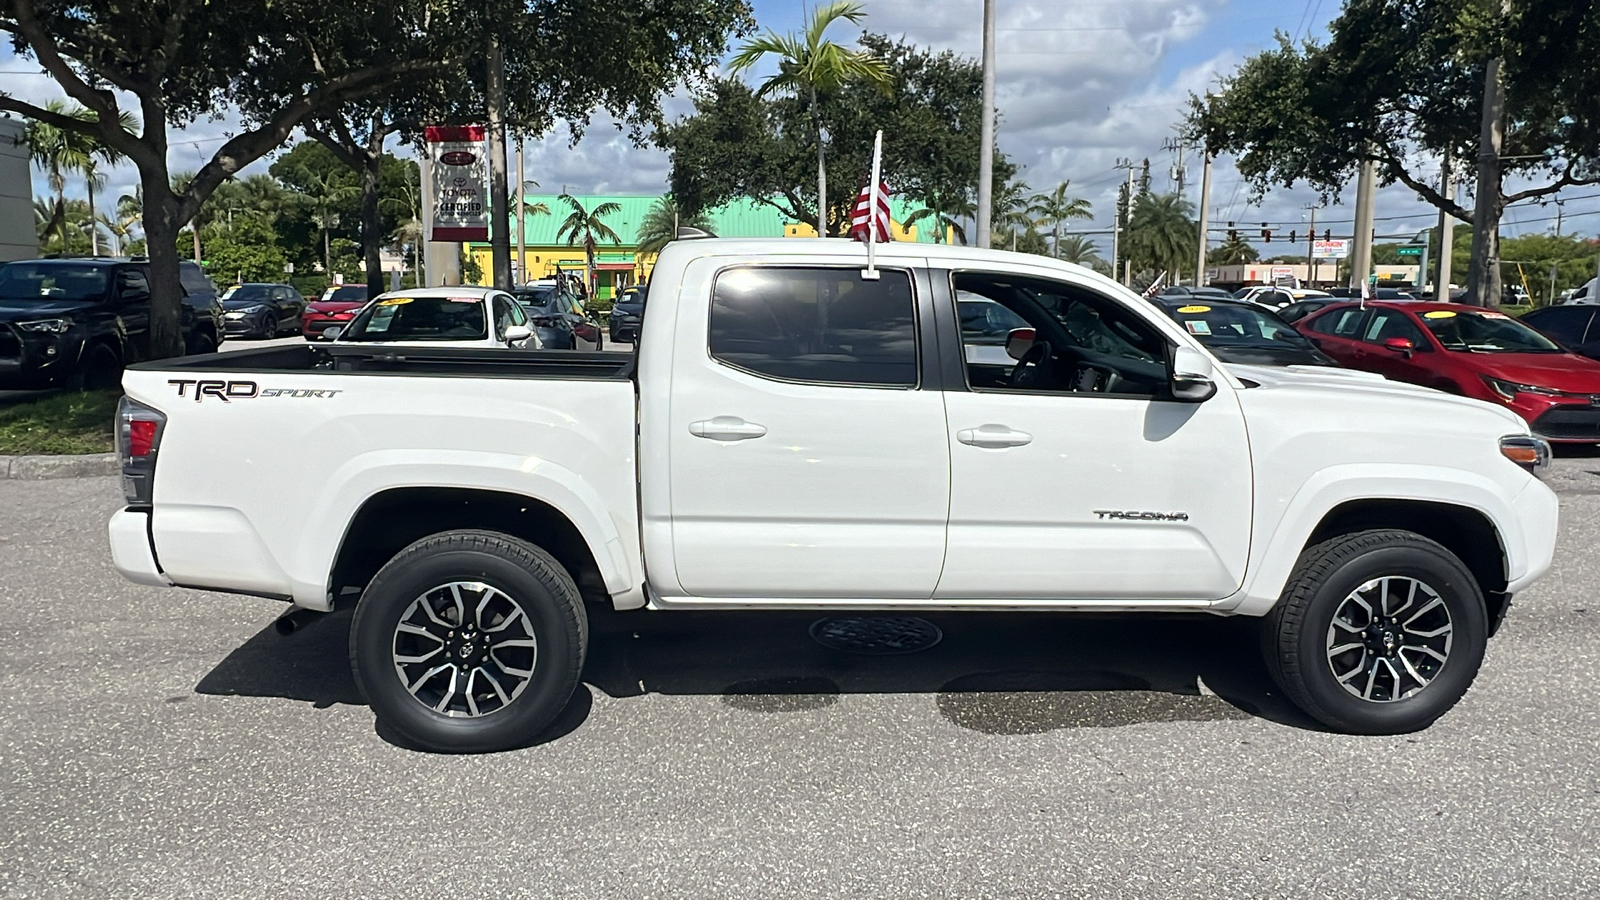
<box><xmin>1262</xmin><ymin>529</ymin><xmax>1487</xmax><ymax>735</ymax></box>
<box><xmin>350</xmin><ymin>530</ymin><xmax>588</xmax><ymax>753</ymax></box>
<box><xmin>185</xmin><ymin>331</ymin><xmax>216</xmax><ymax>356</ymax></box>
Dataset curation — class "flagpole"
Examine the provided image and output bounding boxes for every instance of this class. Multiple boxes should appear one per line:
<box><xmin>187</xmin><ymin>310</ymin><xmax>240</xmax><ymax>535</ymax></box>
<box><xmin>865</xmin><ymin>130</ymin><xmax>883</xmax><ymax>281</ymax></box>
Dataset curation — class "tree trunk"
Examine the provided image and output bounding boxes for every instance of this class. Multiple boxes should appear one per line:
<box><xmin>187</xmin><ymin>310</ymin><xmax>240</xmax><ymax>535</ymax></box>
<box><xmin>810</xmin><ymin>86</ymin><xmax>826</xmax><ymax>236</ymax></box>
<box><xmin>361</xmin><ymin>138</ymin><xmax>384</xmax><ymax>298</ymax></box>
<box><xmin>142</xmin><ymin>171</ymin><xmax>185</xmax><ymax>359</ymax></box>
<box><xmin>54</xmin><ymin>175</ymin><xmax>67</xmax><ymax>253</ymax></box>
<box><xmin>323</xmin><ymin>225</ymin><xmax>331</xmax><ymax>278</ymax></box>
<box><xmin>87</xmin><ymin>176</ymin><xmax>99</xmax><ymax>257</ymax></box>
<box><xmin>486</xmin><ymin>38</ymin><xmax>513</xmax><ymax>291</ymax></box>
<box><xmin>1466</xmin><ymin>54</ymin><xmax>1507</xmax><ymax>309</ymax></box>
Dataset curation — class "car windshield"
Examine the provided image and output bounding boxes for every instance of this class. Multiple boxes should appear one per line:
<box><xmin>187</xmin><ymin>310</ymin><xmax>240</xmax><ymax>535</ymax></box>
<box><xmin>342</xmin><ymin>296</ymin><xmax>487</xmax><ymax>342</ymax></box>
<box><xmin>514</xmin><ymin>287</ymin><xmax>557</xmax><ymax>312</ymax></box>
<box><xmin>1421</xmin><ymin>310</ymin><xmax>1561</xmax><ymax>353</ymax></box>
<box><xmin>221</xmin><ymin>285</ymin><xmax>273</xmax><ymax>303</ymax></box>
<box><xmin>322</xmin><ymin>286</ymin><xmax>367</xmax><ymax>303</ymax></box>
<box><xmin>0</xmin><ymin>262</ymin><xmax>110</xmax><ymax>303</ymax></box>
<box><xmin>1165</xmin><ymin>302</ymin><xmax>1313</xmax><ymax>348</ymax></box>
<box><xmin>958</xmin><ymin>297</ymin><xmax>1030</xmax><ymax>344</ymax></box>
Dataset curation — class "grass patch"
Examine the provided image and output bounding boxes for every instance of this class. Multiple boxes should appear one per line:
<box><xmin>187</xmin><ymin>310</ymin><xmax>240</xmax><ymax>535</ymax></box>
<box><xmin>0</xmin><ymin>390</ymin><xmax>120</xmax><ymax>455</ymax></box>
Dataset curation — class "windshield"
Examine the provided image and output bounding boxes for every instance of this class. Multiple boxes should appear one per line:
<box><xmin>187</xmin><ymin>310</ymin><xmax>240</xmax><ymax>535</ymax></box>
<box><xmin>221</xmin><ymin>285</ymin><xmax>273</xmax><ymax>303</ymax></box>
<box><xmin>1166</xmin><ymin>302</ymin><xmax>1314</xmax><ymax>348</ymax></box>
<box><xmin>958</xmin><ymin>297</ymin><xmax>1030</xmax><ymax>344</ymax></box>
<box><xmin>514</xmin><ymin>288</ymin><xmax>557</xmax><ymax>312</ymax></box>
<box><xmin>320</xmin><ymin>285</ymin><xmax>368</xmax><ymax>304</ymax></box>
<box><xmin>0</xmin><ymin>262</ymin><xmax>109</xmax><ymax>303</ymax></box>
<box><xmin>1421</xmin><ymin>310</ymin><xmax>1560</xmax><ymax>353</ymax></box>
<box><xmin>342</xmin><ymin>296</ymin><xmax>487</xmax><ymax>342</ymax></box>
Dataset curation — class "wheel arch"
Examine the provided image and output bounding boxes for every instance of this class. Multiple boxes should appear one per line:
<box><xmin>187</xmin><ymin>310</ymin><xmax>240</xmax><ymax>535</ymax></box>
<box><xmin>1304</xmin><ymin>498</ymin><xmax>1509</xmax><ymax>630</ymax></box>
<box><xmin>329</xmin><ymin>487</ymin><xmax>612</xmax><ymax>611</ymax></box>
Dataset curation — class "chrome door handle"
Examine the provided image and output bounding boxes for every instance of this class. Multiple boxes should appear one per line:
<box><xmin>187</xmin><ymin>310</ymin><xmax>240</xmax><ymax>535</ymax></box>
<box><xmin>956</xmin><ymin>424</ymin><xmax>1033</xmax><ymax>448</ymax></box>
<box><xmin>689</xmin><ymin>416</ymin><xmax>768</xmax><ymax>441</ymax></box>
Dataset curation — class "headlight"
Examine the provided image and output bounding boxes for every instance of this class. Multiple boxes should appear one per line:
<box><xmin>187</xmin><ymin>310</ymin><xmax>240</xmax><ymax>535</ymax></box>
<box><xmin>241</xmin><ymin>304</ymin><xmax>268</xmax><ymax>314</ymax></box>
<box><xmin>17</xmin><ymin>318</ymin><xmax>70</xmax><ymax>333</ymax></box>
<box><xmin>1483</xmin><ymin>375</ymin><xmax>1561</xmax><ymax>401</ymax></box>
<box><xmin>1500</xmin><ymin>435</ymin><xmax>1552</xmax><ymax>478</ymax></box>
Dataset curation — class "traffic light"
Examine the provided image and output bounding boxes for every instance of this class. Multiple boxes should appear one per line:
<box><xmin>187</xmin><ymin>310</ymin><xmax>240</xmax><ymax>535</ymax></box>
<box><xmin>1324</xmin><ymin>229</ymin><xmax>1331</xmax><ymax>242</ymax></box>
<box><xmin>1261</xmin><ymin>226</ymin><xmax>1271</xmax><ymax>243</ymax></box>
<box><xmin>1228</xmin><ymin>229</ymin><xmax>1238</xmax><ymax>241</ymax></box>
<box><xmin>1289</xmin><ymin>230</ymin><xmax>1296</xmax><ymax>243</ymax></box>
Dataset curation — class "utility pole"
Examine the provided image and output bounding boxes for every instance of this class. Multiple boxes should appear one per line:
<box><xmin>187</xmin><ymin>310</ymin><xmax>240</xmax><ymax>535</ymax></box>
<box><xmin>1194</xmin><ymin>152</ymin><xmax>1212</xmax><ymax>287</ymax></box>
<box><xmin>976</xmin><ymin>0</ymin><xmax>996</xmax><ymax>249</ymax></box>
<box><xmin>515</xmin><ymin>139</ymin><xmax>526</xmax><ymax>286</ymax></box>
<box><xmin>486</xmin><ymin>36</ymin><xmax>512</xmax><ymax>291</ymax></box>
<box><xmin>1437</xmin><ymin>154</ymin><xmax>1455</xmax><ymax>297</ymax></box>
<box><xmin>1114</xmin><ymin>158</ymin><xmax>1137</xmax><ymax>287</ymax></box>
<box><xmin>1349</xmin><ymin>158</ymin><xmax>1376</xmax><ymax>290</ymax></box>
<box><xmin>1305</xmin><ymin>204</ymin><xmax>1317</xmax><ymax>287</ymax></box>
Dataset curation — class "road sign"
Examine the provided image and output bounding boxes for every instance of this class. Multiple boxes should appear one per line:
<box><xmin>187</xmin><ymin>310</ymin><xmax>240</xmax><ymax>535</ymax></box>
<box><xmin>1312</xmin><ymin>239</ymin><xmax>1349</xmax><ymax>259</ymax></box>
<box><xmin>1396</xmin><ymin>245</ymin><xmax>1424</xmax><ymax>257</ymax></box>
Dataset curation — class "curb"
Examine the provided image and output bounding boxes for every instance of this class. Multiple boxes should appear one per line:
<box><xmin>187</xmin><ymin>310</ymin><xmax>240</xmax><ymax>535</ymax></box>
<box><xmin>0</xmin><ymin>453</ymin><xmax>119</xmax><ymax>480</ymax></box>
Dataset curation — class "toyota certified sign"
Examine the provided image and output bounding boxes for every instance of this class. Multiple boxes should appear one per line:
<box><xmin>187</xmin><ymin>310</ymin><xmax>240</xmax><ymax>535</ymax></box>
<box><xmin>425</xmin><ymin>125</ymin><xmax>488</xmax><ymax>242</ymax></box>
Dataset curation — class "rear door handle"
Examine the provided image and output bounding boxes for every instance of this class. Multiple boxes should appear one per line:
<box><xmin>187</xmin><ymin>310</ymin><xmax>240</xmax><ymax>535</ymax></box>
<box><xmin>956</xmin><ymin>424</ymin><xmax>1033</xmax><ymax>448</ymax></box>
<box><xmin>689</xmin><ymin>416</ymin><xmax>768</xmax><ymax>441</ymax></box>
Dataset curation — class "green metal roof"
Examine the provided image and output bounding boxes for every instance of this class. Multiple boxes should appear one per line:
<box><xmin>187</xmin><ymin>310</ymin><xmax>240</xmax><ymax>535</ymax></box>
<box><xmin>490</xmin><ymin>193</ymin><xmax>944</xmax><ymax>247</ymax></box>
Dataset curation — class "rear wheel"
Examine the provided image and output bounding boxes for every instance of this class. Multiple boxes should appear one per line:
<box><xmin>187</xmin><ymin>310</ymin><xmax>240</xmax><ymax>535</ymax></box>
<box><xmin>1262</xmin><ymin>529</ymin><xmax>1487</xmax><ymax>734</ymax></box>
<box><xmin>350</xmin><ymin>530</ymin><xmax>587</xmax><ymax>753</ymax></box>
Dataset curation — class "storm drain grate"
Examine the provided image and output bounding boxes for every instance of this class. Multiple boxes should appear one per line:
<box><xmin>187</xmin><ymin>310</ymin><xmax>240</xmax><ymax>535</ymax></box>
<box><xmin>809</xmin><ymin>616</ymin><xmax>943</xmax><ymax>655</ymax></box>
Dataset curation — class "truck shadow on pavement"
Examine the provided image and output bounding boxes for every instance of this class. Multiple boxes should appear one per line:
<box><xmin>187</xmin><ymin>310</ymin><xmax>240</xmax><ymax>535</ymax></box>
<box><xmin>197</xmin><ymin>604</ymin><xmax>1323</xmax><ymax>748</ymax></box>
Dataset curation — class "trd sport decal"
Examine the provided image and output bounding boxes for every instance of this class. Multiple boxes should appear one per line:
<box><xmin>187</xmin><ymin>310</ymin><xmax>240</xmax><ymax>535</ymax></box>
<box><xmin>168</xmin><ymin>380</ymin><xmax>342</xmax><ymax>402</ymax></box>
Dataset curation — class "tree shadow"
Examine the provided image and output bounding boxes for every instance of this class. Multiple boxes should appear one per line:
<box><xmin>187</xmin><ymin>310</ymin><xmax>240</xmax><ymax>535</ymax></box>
<box><xmin>197</xmin><ymin>603</ymin><xmax>1322</xmax><ymax>746</ymax></box>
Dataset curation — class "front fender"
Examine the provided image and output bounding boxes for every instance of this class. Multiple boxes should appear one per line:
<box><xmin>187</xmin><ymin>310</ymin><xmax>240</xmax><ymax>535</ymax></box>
<box><xmin>1222</xmin><ymin>463</ymin><xmax>1539</xmax><ymax>616</ymax></box>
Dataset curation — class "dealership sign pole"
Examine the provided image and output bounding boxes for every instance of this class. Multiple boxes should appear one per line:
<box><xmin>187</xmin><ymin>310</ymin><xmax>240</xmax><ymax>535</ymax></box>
<box><xmin>424</xmin><ymin>125</ymin><xmax>488</xmax><ymax>285</ymax></box>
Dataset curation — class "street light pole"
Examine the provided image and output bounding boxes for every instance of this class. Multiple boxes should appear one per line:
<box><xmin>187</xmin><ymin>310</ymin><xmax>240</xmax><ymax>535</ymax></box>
<box><xmin>975</xmin><ymin>0</ymin><xmax>995</xmax><ymax>249</ymax></box>
<box><xmin>1194</xmin><ymin>152</ymin><xmax>1212</xmax><ymax>286</ymax></box>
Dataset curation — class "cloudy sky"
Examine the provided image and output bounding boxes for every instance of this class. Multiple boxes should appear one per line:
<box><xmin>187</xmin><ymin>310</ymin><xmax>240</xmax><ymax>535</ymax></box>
<box><xmin>6</xmin><ymin>0</ymin><xmax>1595</xmax><ymax>251</ymax></box>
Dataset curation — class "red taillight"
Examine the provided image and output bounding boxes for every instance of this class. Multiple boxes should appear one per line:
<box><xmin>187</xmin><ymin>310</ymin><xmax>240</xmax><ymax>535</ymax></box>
<box><xmin>128</xmin><ymin>419</ymin><xmax>157</xmax><ymax>457</ymax></box>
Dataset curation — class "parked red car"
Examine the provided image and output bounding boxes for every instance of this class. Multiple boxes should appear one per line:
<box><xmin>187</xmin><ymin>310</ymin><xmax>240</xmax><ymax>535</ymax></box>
<box><xmin>301</xmin><ymin>284</ymin><xmax>369</xmax><ymax>340</ymax></box>
<box><xmin>1296</xmin><ymin>300</ymin><xmax>1600</xmax><ymax>441</ymax></box>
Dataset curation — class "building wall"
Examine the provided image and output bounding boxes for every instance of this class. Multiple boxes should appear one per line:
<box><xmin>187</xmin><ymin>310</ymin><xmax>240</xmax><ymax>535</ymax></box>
<box><xmin>0</xmin><ymin>118</ymin><xmax>35</xmax><ymax>262</ymax></box>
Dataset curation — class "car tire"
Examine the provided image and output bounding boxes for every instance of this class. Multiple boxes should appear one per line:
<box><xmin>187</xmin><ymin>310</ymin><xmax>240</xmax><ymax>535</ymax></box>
<box><xmin>349</xmin><ymin>529</ymin><xmax>588</xmax><ymax>753</ymax></box>
<box><xmin>259</xmin><ymin>315</ymin><xmax>279</xmax><ymax>339</ymax></box>
<box><xmin>1262</xmin><ymin>529</ymin><xmax>1487</xmax><ymax>735</ymax></box>
<box><xmin>185</xmin><ymin>331</ymin><xmax>216</xmax><ymax>356</ymax></box>
<box><xmin>72</xmin><ymin>343</ymin><xmax>122</xmax><ymax>392</ymax></box>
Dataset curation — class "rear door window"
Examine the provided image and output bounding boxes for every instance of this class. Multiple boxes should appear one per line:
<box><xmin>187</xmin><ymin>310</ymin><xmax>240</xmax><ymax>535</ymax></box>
<box><xmin>1361</xmin><ymin>309</ymin><xmax>1427</xmax><ymax>346</ymax></box>
<box><xmin>1309</xmin><ymin>307</ymin><xmax>1369</xmax><ymax>338</ymax></box>
<box><xmin>709</xmin><ymin>266</ymin><xmax>917</xmax><ymax>386</ymax></box>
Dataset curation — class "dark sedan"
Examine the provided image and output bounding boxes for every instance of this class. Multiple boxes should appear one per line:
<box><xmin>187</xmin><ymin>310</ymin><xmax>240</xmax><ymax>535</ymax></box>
<box><xmin>609</xmin><ymin>285</ymin><xmax>647</xmax><ymax>343</ymax></box>
<box><xmin>513</xmin><ymin>285</ymin><xmax>603</xmax><ymax>351</ymax></box>
<box><xmin>1520</xmin><ymin>305</ymin><xmax>1600</xmax><ymax>361</ymax></box>
<box><xmin>1154</xmin><ymin>297</ymin><xmax>1337</xmax><ymax>367</ymax></box>
<box><xmin>221</xmin><ymin>282</ymin><xmax>305</xmax><ymax>339</ymax></box>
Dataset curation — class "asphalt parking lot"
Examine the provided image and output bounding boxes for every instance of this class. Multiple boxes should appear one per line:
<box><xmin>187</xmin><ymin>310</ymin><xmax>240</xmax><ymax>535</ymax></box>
<box><xmin>1</xmin><ymin>461</ymin><xmax>1598</xmax><ymax>898</ymax></box>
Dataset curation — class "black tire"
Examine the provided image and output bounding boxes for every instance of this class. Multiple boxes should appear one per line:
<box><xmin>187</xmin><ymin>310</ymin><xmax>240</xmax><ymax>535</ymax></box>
<box><xmin>1262</xmin><ymin>529</ymin><xmax>1487</xmax><ymax>735</ymax></box>
<box><xmin>349</xmin><ymin>529</ymin><xmax>588</xmax><ymax>753</ymax></box>
<box><xmin>258</xmin><ymin>315</ymin><xmax>279</xmax><ymax>339</ymax></box>
<box><xmin>73</xmin><ymin>343</ymin><xmax>122</xmax><ymax>391</ymax></box>
<box><xmin>185</xmin><ymin>331</ymin><xmax>216</xmax><ymax>356</ymax></box>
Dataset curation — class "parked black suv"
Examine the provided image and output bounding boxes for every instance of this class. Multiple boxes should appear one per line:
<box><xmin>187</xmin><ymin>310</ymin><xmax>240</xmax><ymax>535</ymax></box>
<box><xmin>609</xmin><ymin>284</ymin><xmax>647</xmax><ymax>343</ymax></box>
<box><xmin>0</xmin><ymin>258</ymin><xmax>225</xmax><ymax>390</ymax></box>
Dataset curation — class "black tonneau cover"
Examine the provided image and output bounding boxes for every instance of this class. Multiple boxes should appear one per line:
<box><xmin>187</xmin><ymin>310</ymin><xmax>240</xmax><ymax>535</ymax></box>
<box><xmin>130</xmin><ymin>344</ymin><xmax>636</xmax><ymax>381</ymax></box>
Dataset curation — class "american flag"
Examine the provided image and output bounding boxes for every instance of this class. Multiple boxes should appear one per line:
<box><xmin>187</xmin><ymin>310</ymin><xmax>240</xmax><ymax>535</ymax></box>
<box><xmin>849</xmin><ymin>179</ymin><xmax>892</xmax><ymax>243</ymax></box>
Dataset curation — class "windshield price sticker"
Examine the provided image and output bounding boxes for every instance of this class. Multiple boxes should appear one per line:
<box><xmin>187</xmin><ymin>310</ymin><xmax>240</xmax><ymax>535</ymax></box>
<box><xmin>1177</xmin><ymin>305</ymin><xmax>1211</xmax><ymax>313</ymax></box>
<box><xmin>1185</xmin><ymin>320</ymin><xmax>1212</xmax><ymax>335</ymax></box>
<box><xmin>1423</xmin><ymin>310</ymin><xmax>1457</xmax><ymax>319</ymax></box>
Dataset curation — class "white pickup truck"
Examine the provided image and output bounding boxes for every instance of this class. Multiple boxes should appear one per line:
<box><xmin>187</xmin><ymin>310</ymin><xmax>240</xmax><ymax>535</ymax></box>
<box><xmin>108</xmin><ymin>239</ymin><xmax>1559</xmax><ymax>752</ymax></box>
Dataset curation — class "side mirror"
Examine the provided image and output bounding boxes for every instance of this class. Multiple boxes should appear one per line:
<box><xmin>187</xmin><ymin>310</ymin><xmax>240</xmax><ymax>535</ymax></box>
<box><xmin>323</xmin><ymin>326</ymin><xmax>344</xmax><ymax>341</ymax></box>
<box><xmin>1383</xmin><ymin>336</ymin><xmax>1415</xmax><ymax>355</ymax></box>
<box><xmin>1004</xmin><ymin>327</ymin><xmax>1037</xmax><ymax>361</ymax></box>
<box><xmin>504</xmin><ymin>324</ymin><xmax>534</xmax><ymax>346</ymax></box>
<box><xmin>1171</xmin><ymin>345</ymin><xmax>1217</xmax><ymax>403</ymax></box>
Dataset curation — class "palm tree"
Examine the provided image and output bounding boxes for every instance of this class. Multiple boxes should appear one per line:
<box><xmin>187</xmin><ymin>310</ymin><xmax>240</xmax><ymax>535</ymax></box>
<box><xmin>116</xmin><ymin>186</ymin><xmax>143</xmax><ymax>252</ymax></box>
<box><xmin>284</xmin><ymin>165</ymin><xmax>358</xmax><ymax>275</ymax></box>
<box><xmin>729</xmin><ymin>0</ymin><xmax>891</xmax><ymax>236</ymax></box>
<box><xmin>1126</xmin><ymin>191</ymin><xmax>1197</xmax><ymax>282</ymax></box>
<box><xmin>555</xmin><ymin>194</ymin><xmax>623</xmax><ymax>296</ymax></box>
<box><xmin>1212</xmin><ymin>231</ymin><xmax>1259</xmax><ymax>265</ymax></box>
<box><xmin>1055</xmin><ymin>235</ymin><xmax>1102</xmax><ymax>267</ymax></box>
<box><xmin>636</xmin><ymin>195</ymin><xmax>713</xmax><ymax>257</ymax></box>
<box><xmin>23</xmin><ymin>101</ymin><xmax>134</xmax><ymax>256</ymax></box>
<box><xmin>992</xmin><ymin>178</ymin><xmax>1033</xmax><ymax>251</ymax></box>
<box><xmin>1027</xmin><ymin>181</ymin><xmax>1092</xmax><ymax>258</ymax></box>
<box><xmin>905</xmin><ymin>191</ymin><xmax>973</xmax><ymax>244</ymax></box>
